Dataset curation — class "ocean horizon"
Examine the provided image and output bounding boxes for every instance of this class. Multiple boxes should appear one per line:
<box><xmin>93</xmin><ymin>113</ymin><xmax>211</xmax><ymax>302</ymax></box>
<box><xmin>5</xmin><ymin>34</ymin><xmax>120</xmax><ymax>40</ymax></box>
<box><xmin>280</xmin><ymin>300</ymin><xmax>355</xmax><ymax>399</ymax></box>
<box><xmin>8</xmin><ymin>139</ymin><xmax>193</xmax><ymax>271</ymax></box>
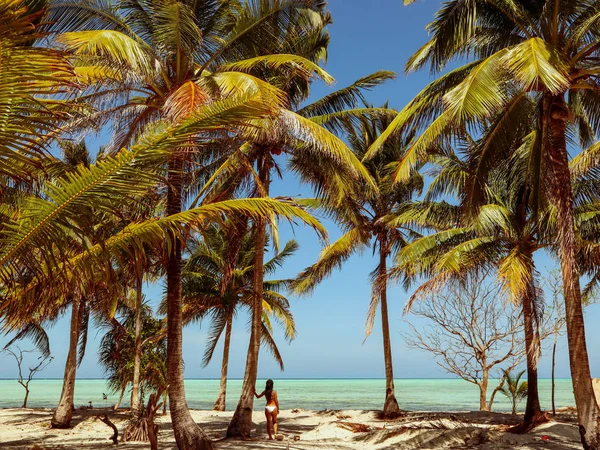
<box><xmin>0</xmin><ymin>378</ymin><xmax>575</xmax><ymax>412</ymax></box>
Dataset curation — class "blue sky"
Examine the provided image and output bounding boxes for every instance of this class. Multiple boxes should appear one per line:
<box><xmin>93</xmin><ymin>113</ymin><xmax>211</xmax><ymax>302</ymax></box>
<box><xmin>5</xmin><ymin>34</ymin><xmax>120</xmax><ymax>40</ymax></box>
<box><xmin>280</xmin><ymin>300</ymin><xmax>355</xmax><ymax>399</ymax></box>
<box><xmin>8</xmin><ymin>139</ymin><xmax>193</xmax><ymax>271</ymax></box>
<box><xmin>1</xmin><ymin>0</ymin><xmax>599</xmax><ymax>381</ymax></box>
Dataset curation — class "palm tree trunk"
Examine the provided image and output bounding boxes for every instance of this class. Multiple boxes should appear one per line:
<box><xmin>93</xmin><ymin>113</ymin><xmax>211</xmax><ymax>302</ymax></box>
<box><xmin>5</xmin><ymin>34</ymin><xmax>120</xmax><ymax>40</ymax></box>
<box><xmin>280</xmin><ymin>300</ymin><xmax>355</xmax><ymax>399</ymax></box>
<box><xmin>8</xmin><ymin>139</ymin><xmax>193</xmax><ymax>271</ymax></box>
<box><xmin>227</xmin><ymin>155</ymin><xmax>269</xmax><ymax>438</ymax></box>
<box><xmin>166</xmin><ymin>156</ymin><xmax>214</xmax><ymax>450</ymax></box>
<box><xmin>379</xmin><ymin>235</ymin><xmax>400</xmax><ymax>418</ymax></box>
<box><xmin>131</xmin><ymin>271</ymin><xmax>143</xmax><ymax>412</ymax></box>
<box><xmin>548</xmin><ymin>95</ymin><xmax>600</xmax><ymax>450</ymax></box>
<box><xmin>51</xmin><ymin>297</ymin><xmax>82</xmax><ymax>428</ymax></box>
<box><xmin>522</xmin><ymin>277</ymin><xmax>543</xmax><ymax>426</ymax></box>
<box><xmin>552</xmin><ymin>339</ymin><xmax>557</xmax><ymax>417</ymax></box>
<box><xmin>213</xmin><ymin>315</ymin><xmax>232</xmax><ymax>411</ymax></box>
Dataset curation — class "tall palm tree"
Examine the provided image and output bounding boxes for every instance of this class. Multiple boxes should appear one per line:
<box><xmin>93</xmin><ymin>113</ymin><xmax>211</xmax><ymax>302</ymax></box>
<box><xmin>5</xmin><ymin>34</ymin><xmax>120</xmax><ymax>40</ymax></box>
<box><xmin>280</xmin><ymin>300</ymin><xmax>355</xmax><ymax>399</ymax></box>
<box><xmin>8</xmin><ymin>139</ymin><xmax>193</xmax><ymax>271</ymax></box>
<box><xmin>49</xmin><ymin>140</ymin><xmax>126</xmax><ymax>428</ymax></box>
<box><xmin>369</xmin><ymin>2</ymin><xmax>600</xmax><ymax>445</ymax></box>
<box><xmin>178</xmin><ymin>223</ymin><xmax>298</xmax><ymax>411</ymax></box>
<box><xmin>291</xmin><ymin>109</ymin><xmax>422</xmax><ymax>418</ymax></box>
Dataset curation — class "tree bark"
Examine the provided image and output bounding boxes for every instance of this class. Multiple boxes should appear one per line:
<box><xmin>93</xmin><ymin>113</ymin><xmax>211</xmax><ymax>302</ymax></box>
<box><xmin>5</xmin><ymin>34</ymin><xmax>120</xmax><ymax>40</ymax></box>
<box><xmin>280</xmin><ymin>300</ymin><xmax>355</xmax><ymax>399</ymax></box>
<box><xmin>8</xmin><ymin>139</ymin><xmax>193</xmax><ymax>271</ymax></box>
<box><xmin>51</xmin><ymin>297</ymin><xmax>83</xmax><ymax>428</ymax></box>
<box><xmin>131</xmin><ymin>271</ymin><xmax>143</xmax><ymax>412</ymax></box>
<box><xmin>548</xmin><ymin>95</ymin><xmax>600</xmax><ymax>450</ymax></box>
<box><xmin>379</xmin><ymin>235</ymin><xmax>401</xmax><ymax>418</ymax></box>
<box><xmin>130</xmin><ymin>268</ymin><xmax>143</xmax><ymax>411</ymax></box>
<box><xmin>227</xmin><ymin>155</ymin><xmax>269</xmax><ymax>438</ymax></box>
<box><xmin>166</xmin><ymin>156</ymin><xmax>214</xmax><ymax>450</ymax></box>
<box><xmin>213</xmin><ymin>315</ymin><xmax>232</xmax><ymax>411</ymax></box>
<box><xmin>522</xmin><ymin>276</ymin><xmax>543</xmax><ymax>425</ymax></box>
<box><xmin>480</xmin><ymin>369</ymin><xmax>489</xmax><ymax>411</ymax></box>
<box><xmin>22</xmin><ymin>387</ymin><xmax>29</xmax><ymax>408</ymax></box>
<box><xmin>552</xmin><ymin>340</ymin><xmax>557</xmax><ymax>417</ymax></box>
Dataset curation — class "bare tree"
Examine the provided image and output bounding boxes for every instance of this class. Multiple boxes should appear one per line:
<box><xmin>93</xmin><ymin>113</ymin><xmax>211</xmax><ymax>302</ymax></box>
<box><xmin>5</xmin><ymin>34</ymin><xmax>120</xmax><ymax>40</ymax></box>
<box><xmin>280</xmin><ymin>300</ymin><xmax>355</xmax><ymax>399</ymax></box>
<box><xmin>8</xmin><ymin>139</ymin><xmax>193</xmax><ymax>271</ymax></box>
<box><xmin>4</xmin><ymin>346</ymin><xmax>53</xmax><ymax>408</ymax></box>
<box><xmin>405</xmin><ymin>277</ymin><xmax>525</xmax><ymax>411</ymax></box>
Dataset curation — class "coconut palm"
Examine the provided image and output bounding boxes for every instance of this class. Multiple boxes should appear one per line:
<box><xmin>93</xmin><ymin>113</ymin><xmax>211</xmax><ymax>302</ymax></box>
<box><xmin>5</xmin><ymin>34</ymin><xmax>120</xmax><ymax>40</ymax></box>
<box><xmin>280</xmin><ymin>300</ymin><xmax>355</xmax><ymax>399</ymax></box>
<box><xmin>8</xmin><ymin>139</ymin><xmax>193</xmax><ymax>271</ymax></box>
<box><xmin>291</xmin><ymin>109</ymin><xmax>423</xmax><ymax>418</ymax></box>
<box><xmin>176</xmin><ymin>223</ymin><xmax>297</xmax><ymax>411</ymax></box>
<box><xmin>99</xmin><ymin>299</ymin><xmax>167</xmax><ymax>410</ymax></box>
<box><xmin>0</xmin><ymin>0</ymin><xmax>73</xmax><ymax>184</ymax></box>
<box><xmin>500</xmin><ymin>369</ymin><xmax>528</xmax><ymax>416</ymax></box>
<box><xmin>368</xmin><ymin>2</ymin><xmax>600</xmax><ymax>445</ymax></box>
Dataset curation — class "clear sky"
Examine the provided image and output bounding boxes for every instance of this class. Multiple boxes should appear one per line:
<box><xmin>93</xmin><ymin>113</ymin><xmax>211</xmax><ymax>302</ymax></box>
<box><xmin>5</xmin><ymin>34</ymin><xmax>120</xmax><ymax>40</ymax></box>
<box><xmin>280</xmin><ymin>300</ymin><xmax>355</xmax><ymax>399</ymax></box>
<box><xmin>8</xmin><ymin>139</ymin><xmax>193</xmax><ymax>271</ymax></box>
<box><xmin>1</xmin><ymin>0</ymin><xmax>599</xmax><ymax>381</ymax></box>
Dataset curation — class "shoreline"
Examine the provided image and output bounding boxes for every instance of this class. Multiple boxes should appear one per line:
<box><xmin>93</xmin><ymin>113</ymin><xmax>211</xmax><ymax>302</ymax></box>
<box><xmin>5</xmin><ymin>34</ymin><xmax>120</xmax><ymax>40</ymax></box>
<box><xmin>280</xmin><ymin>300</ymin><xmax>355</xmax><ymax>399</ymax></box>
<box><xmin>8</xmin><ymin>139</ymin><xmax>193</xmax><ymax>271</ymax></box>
<box><xmin>0</xmin><ymin>407</ymin><xmax>582</xmax><ymax>449</ymax></box>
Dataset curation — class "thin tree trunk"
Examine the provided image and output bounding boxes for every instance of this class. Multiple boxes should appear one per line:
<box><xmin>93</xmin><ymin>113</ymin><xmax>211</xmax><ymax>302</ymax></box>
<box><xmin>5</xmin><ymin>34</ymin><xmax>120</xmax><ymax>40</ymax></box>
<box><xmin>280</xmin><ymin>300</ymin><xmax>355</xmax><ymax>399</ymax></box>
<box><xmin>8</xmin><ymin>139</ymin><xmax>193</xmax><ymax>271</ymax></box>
<box><xmin>480</xmin><ymin>370</ymin><xmax>489</xmax><ymax>411</ymax></box>
<box><xmin>548</xmin><ymin>95</ymin><xmax>600</xmax><ymax>450</ymax></box>
<box><xmin>131</xmin><ymin>271</ymin><xmax>143</xmax><ymax>412</ymax></box>
<box><xmin>552</xmin><ymin>340</ymin><xmax>557</xmax><ymax>417</ymax></box>
<box><xmin>522</xmin><ymin>277</ymin><xmax>543</xmax><ymax>425</ymax></box>
<box><xmin>213</xmin><ymin>315</ymin><xmax>232</xmax><ymax>411</ymax></box>
<box><xmin>489</xmin><ymin>378</ymin><xmax>505</xmax><ymax>412</ymax></box>
<box><xmin>227</xmin><ymin>155</ymin><xmax>269</xmax><ymax>438</ymax></box>
<box><xmin>22</xmin><ymin>387</ymin><xmax>29</xmax><ymax>408</ymax></box>
<box><xmin>52</xmin><ymin>297</ymin><xmax>82</xmax><ymax>428</ymax></box>
<box><xmin>114</xmin><ymin>382</ymin><xmax>127</xmax><ymax>411</ymax></box>
<box><xmin>379</xmin><ymin>235</ymin><xmax>400</xmax><ymax>418</ymax></box>
<box><xmin>166</xmin><ymin>156</ymin><xmax>214</xmax><ymax>450</ymax></box>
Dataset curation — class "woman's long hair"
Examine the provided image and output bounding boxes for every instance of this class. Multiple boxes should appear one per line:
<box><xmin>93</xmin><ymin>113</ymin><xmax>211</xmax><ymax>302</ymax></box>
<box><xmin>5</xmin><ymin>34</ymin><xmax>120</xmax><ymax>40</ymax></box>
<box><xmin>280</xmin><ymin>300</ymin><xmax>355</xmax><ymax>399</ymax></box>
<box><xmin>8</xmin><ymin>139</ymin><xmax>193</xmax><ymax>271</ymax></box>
<box><xmin>265</xmin><ymin>379</ymin><xmax>274</xmax><ymax>402</ymax></box>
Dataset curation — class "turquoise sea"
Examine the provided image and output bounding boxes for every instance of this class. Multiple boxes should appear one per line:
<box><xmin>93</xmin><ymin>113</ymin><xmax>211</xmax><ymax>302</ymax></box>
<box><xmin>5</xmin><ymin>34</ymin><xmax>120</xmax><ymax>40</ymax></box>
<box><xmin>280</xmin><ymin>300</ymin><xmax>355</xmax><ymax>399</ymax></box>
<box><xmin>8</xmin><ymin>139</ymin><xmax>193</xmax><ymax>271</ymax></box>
<box><xmin>0</xmin><ymin>378</ymin><xmax>575</xmax><ymax>412</ymax></box>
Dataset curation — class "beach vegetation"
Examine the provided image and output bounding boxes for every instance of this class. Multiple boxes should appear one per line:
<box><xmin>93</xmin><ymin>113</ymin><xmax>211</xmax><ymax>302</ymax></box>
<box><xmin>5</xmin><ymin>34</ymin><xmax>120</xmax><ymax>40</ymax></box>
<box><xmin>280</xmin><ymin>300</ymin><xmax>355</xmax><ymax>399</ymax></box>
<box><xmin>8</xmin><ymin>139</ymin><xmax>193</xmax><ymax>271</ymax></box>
<box><xmin>500</xmin><ymin>369</ymin><xmax>528</xmax><ymax>416</ymax></box>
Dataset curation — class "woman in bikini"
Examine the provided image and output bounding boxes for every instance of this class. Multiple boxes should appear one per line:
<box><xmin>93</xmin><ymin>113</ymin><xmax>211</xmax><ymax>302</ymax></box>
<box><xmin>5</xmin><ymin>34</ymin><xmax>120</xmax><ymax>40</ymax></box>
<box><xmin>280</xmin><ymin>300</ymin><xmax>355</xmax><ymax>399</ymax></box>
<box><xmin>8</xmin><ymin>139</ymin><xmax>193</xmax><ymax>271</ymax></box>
<box><xmin>255</xmin><ymin>379</ymin><xmax>279</xmax><ymax>440</ymax></box>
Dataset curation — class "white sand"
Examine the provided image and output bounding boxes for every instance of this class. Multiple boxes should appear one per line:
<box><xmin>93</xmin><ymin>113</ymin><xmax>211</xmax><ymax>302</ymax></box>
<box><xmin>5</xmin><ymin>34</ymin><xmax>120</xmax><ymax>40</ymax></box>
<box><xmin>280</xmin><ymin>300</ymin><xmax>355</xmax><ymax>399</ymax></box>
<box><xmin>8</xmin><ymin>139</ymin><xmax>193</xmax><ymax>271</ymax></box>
<box><xmin>0</xmin><ymin>407</ymin><xmax>582</xmax><ymax>449</ymax></box>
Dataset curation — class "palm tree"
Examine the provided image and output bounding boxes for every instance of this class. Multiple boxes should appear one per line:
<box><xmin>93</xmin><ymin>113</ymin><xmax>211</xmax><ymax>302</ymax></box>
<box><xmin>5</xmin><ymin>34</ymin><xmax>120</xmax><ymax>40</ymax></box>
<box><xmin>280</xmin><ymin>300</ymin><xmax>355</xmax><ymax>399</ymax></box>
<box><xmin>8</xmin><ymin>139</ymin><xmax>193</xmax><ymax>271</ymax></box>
<box><xmin>178</xmin><ymin>223</ymin><xmax>298</xmax><ymax>411</ymax></box>
<box><xmin>0</xmin><ymin>0</ymin><xmax>73</xmax><ymax>184</ymax></box>
<box><xmin>184</xmin><ymin>19</ymin><xmax>393</xmax><ymax>440</ymax></box>
<box><xmin>99</xmin><ymin>299</ymin><xmax>167</xmax><ymax>410</ymax></box>
<box><xmin>369</xmin><ymin>2</ymin><xmax>600</xmax><ymax>445</ymax></box>
<box><xmin>500</xmin><ymin>369</ymin><xmax>528</xmax><ymax>416</ymax></box>
<box><xmin>291</xmin><ymin>109</ymin><xmax>423</xmax><ymax>418</ymax></box>
<box><xmin>49</xmin><ymin>140</ymin><xmax>120</xmax><ymax>428</ymax></box>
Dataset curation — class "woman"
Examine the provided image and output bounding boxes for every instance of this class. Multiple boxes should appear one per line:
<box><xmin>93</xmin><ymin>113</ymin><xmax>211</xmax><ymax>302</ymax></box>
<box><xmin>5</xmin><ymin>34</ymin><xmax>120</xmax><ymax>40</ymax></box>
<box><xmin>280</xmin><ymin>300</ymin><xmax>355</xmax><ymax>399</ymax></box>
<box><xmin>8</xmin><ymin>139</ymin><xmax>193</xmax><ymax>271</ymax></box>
<box><xmin>255</xmin><ymin>379</ymin><xmax>279</xmax><ymax>440</ymax></box>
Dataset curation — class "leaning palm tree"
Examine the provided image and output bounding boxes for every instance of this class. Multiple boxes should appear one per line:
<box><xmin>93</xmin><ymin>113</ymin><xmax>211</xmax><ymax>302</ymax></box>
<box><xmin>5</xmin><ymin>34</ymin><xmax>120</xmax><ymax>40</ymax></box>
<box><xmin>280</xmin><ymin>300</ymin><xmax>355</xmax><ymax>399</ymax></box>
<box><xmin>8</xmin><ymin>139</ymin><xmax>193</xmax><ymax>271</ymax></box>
<box><xmin>368</xmin><ymin>2</ymin><xmax>600</xmax><ymax>445</ymax></box>
<box><xmin>292</xmin><ymin>109</ymin><xmax>422</xmax><ymax>418</ymax></box>
<box><xmin>177</xmin><ymin>223</ymin><xmax>298</xmax><ymax>411</ymax></box>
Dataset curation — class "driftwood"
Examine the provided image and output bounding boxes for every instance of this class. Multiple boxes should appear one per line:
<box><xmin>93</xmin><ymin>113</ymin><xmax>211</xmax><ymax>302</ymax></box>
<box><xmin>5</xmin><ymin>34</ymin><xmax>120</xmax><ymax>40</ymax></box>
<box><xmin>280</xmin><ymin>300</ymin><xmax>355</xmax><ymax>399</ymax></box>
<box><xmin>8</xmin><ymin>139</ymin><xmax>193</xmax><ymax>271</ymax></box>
<box><xmin>97</xmin><ymin>414</ymin><xmax>119</xmax><ymax>444</ymax></box>
<box><xmin>337</xmin><ymin>422</ymin><xmax>373</xmax><ymax>433</ymax></box>
<box><xmin>123</xmin><ymin>389</ymin><xmax>164</xmax><ymax>450</ymax></box>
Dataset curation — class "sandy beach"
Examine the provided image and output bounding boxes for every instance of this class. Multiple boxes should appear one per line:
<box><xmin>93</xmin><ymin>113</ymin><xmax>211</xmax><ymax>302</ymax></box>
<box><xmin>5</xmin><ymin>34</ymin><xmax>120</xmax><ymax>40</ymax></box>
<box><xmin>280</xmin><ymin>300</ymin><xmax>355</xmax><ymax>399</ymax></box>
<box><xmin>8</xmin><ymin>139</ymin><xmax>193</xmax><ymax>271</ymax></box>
<box><xmin>0</xmin><ymin>407</ymin><xmax>582</xmax><ymax>450</ymax></box>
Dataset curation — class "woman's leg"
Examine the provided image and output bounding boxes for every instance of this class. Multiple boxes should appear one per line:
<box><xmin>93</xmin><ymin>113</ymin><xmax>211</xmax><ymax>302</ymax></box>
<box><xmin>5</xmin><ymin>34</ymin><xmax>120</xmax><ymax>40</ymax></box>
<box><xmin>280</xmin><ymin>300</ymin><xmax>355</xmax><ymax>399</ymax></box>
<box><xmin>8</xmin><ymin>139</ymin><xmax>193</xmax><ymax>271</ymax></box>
<box><xmin>272</xmin><ymin>409</ymin><xmax>279</xmax><ymax>436</ymax></box>
<box><xmin>264</xmin><ymin>410</ymin><xmax>273</xmax><ymax>439</ymax></box>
